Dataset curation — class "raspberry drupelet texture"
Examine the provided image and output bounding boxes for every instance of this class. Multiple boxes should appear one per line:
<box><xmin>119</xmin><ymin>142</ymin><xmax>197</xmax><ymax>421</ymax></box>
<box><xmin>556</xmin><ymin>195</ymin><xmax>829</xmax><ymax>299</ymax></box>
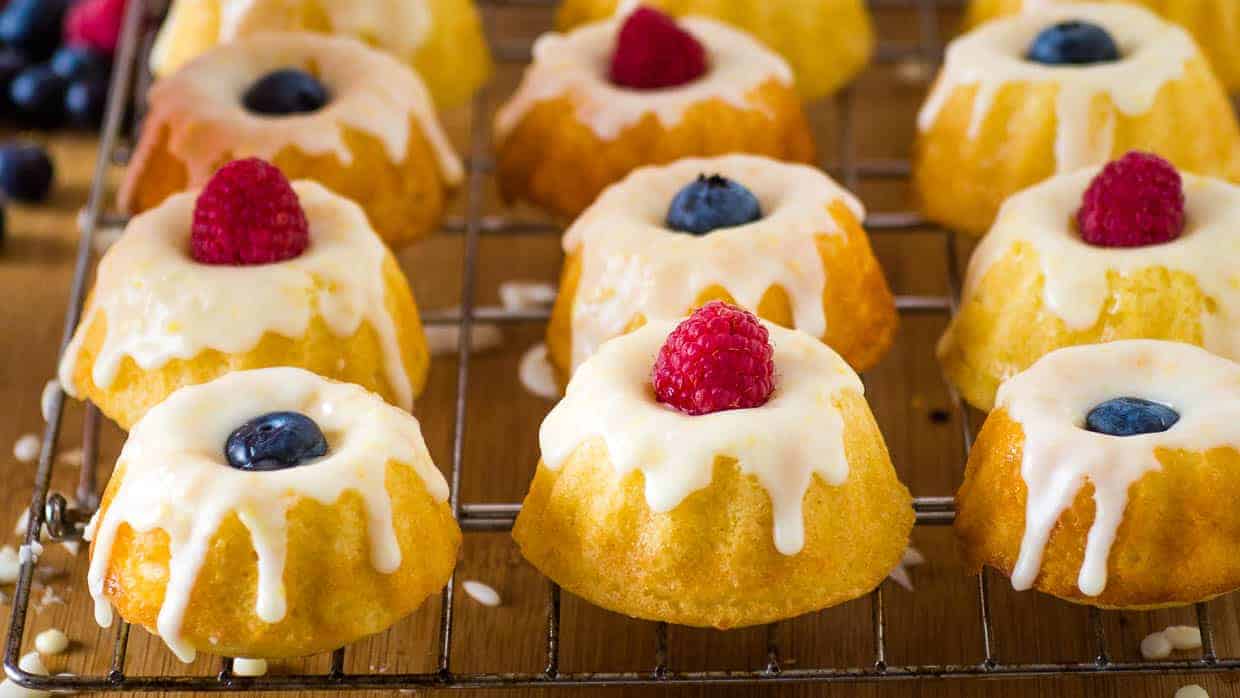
<box><xmin>191</xmin><ymin>158</ymin><xmax>310</xmax><ymax>265</ymax></box>
<box><xmin>652</xmin><ymin>301</ymin><xmax>775</xmax><ymax>416</ymax></box>
<box><xmin>1076</xmin><ymin>151</ymin><xmax>1185</xmax><ymax>248</ymax></box>
<box><xmin>609</xmin><ymin>6</ymin><xmax>707</xmax><ymax>90</ymax></box>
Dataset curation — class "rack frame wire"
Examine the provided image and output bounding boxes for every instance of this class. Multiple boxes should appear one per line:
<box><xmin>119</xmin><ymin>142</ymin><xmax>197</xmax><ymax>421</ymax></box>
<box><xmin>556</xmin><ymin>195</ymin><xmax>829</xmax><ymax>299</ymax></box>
<box><xmin>5</xmin><ymin>0</ymin><xmax>1240</xmax><ymax>691</ymax></box>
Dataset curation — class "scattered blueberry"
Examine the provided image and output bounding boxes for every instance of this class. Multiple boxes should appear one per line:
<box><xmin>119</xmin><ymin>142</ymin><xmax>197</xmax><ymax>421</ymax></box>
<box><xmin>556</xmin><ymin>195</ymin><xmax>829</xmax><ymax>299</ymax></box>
<box><xmin>10</xmin><ymin>65</ymin><xmax>67</xmax><ymax>126</ymax></box>
<box><xmin>49</xmin><ymin>45</ymin><xmax>109</xmax><ymax>81</ymax></box>
<box><xmin>242</xmin><ymin>69</ymin><xmax>330</xmax><ymax>116</ymax></box>
<box><xmin>1026</xmin><ymin>21</ymin><xmax>1121</xmax><ymax>66</ymax></box>
<box><xmin>0</xmin><ymin>142</ymin><xmax>53</xmax><ymax>202</ymax></box>
<box><xmin>1085</xmin><ymin>397</ymin><xmax>1180</xmax><ymax>437</ymax></box>
<box><xmin>0</xmin><ymin>48</ymin><xmax>30</xmax><ymax>108</ymax></box>
<box><xmin>65</xmin><ymin>75</ymin><xmax>108</xmax><ymax>127</ymax></box>
<box><xmin>666</xmin><ymin>174</ymin><xmax>763</xmax><ymax>235</ymax></box>
<box><xmin>225</xmin><ymin>411</ymin><xmax>329</xmax><ymax>471</ymax></box>
<box><xmin>0</xmin><ymin>0</ymin><xmax>72</xmax><ymax>61</ymax></box>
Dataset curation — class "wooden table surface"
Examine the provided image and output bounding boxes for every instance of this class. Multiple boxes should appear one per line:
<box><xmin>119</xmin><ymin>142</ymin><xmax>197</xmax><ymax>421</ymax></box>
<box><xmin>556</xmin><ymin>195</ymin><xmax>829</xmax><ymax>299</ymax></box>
<box><xmin>1</xmin><ymin>2</ymin><xmax>1238</xmax><ymax>696</ymax></box>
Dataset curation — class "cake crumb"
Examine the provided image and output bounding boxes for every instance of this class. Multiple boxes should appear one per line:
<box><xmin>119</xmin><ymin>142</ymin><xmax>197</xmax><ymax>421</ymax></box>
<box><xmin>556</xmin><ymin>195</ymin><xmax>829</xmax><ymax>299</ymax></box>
<box><xmin>1163</xmin><ymin>625</ymin><xmax>1203</xmax><ymax>651</ymax></box>
<box><xmin>13</xmin><ymin>434</ymin><xmax>39</xmax><ymax>464</ymax></box>
<box><xmin>519</xmin><ymin>343</ymin><xmax>559</xmax><ymax>399</ymax></box>
<box><xmin>462</xmin><ymin>580</ymin><xmax>501</xmax><ymax>607</ymax></box>
<box><xmin>1140</xmin><ymin>631</ymin><xmax>1173</xmax><ymax>660</ymax></box>
<box><xmin>233</xmin><ymin>658</ymin><xmax>267</xmax><ymax>677</ymax></box>
<box><xmin>1175</xmin><ymin>685</ymin><xmax>1209</xmax><ymax>698</ymax></box>
<box><xmin>34</xmin><ymin>629</ymin><xmax>68</xmax><ymax>656</ymax></box>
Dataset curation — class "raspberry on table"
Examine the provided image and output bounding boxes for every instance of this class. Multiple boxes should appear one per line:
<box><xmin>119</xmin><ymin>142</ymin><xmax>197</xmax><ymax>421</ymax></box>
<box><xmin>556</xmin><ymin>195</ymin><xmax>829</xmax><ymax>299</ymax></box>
<box><xmin>609</xmin><ymin>6</ymin><xmax>707</xmax><ymax>90</ymax></box>
<box><xmin>191</xmin><ymin>158</ymin><xmax>309</xmax><ymax>265</ymax></box>
<box><xmin>652</xmin><ymin>301</ymin><xmax>775</xmax><ymax>416</ymax></box>
<box><xmin>1076</xmin><ymin>151</ymin><xmax>1185</xmax><ymax>248</ymax></box>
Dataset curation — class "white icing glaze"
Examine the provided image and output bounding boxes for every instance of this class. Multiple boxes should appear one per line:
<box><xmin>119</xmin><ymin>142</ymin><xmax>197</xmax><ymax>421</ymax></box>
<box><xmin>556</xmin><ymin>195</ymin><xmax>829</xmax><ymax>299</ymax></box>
<box><xmin>13</xmin><ymin>434</ymin><xmax>38</xmax><ymax>464</ymax></box>
<box><xmin>1164</xmin><ymin>625</ymin><xmax>1203</xmax><ymax>650</ymax></box>
<box><xmin>997</xmin><ymin>340</ymin><xmax>1240</xmax><ymax>597</ymax></box>
<box><xmin>232</xmin><ymin>658</ymin><xmax>268</xmax><ymax>677</ymax></box>
<box><xmin>461</xmin><ymin>580</ymin><xmax>501</xmax><ymax>607</ymax></box>
<box><xmin>495</xmin><ymin>16</ymin><xmax>793</xmax><ymax>141</ymax></box>
<box><xmin>84</xmin><ymin>367</ymin><xmax>450</xmax><ymax>663</ymax></box>
<box><xmin>919</xmin><ymin>4</ymin><xmax>1197</xmax><ymax>173</ymax></box>
<box><xmin>34</xmin><ymin>629</ymin><xmax>68</xmax><ymax>656</ymax></box>
<box><xmin>60</xmin><ymin>181</ymin><xmax>417</xmax><ymax>411</ymax></box>
<box><xmin>123</xmin><ymin>32</ymin><xmax>462</xmax><ymax>212</ymax></box>
<box><xmin>540</xmin><ymin>320</ymin><xmax>863</xmax><ymax>555</ymax></box>
<box><xmin>562</xmin><ymin>154</ymin><xmax>864</xmax><ymax>371</ymax></box>
<box><xmin>963</xmin><ymin>168</ymin><xmax>1240</xmax><ymax>362</ymax></box>
<box><xmin>519</xmin><ymin>343</ymin><xmax>560</xmax><ymax>399</ymax></box>
<box><xmin>1140</xmin><ymin>631</ymin><xmax>1172</xmax><ymax>659</ymax></box>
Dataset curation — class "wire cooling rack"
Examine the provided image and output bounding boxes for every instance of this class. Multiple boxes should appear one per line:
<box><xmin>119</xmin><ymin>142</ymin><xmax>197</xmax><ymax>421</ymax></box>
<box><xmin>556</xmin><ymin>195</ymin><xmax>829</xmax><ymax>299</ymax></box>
<box><xmin>6</xmin><ymin>0</ymin><xmax>1240</xmax><ymax>691</ymax></box>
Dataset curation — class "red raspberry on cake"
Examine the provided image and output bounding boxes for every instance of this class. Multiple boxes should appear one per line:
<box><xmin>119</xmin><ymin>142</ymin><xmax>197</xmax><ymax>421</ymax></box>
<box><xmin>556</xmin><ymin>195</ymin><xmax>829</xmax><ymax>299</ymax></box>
<box><xmin>652</xmin><ymin>301</ymin><xmax>775</xmax><ymax>416</ymax></box>
<box><xmin>610</xmin><ymin>6</ymin><xmax>708</xmax><ymax>90</ymax></box>
<box><xmin>1076</xmin><ymin>151</ymin><xmax>1185</xmax><ymax>248</ymax></box>
<box><xmin>64</xmin><ymin>0</ymin><xmax>127</xmax><ymax>55</ymax></box>
<box><xmin>191</xmin><ymin>158</ymin><xmax>309</xmax><ymax>265</ymax></box>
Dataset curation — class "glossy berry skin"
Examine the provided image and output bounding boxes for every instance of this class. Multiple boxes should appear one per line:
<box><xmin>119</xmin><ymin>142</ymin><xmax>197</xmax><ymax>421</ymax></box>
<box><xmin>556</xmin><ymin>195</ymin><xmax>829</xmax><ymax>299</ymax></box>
<box><xmin>652</xmin><ymin>301</ymin><xmax>775</xmax><ymax>416</ymax></box>
<box><xmin>1026</xmin><ymin>21</ymin><xmax>1121</xmax><ymax>66</ymax></box>
<box><xmin>191</xmin><ymin>158</ymin><xmax>310</xmax><ymax>265</ymax></box>
<box><xmin>225</xmin><ymin>411</ymin><xmax>328</xmax><ymax>471</ymax></box>
<box><xmin>666</xmin><ymin>174</ymin><xmax>762</xmax><ymax>235</ymax></box>
<box><xmin>610</xmin><ymin>6</ymin><xmax>707</xmax><ymax>90</ymax></box>
<box><xmin>242</xmin><ymin>69</ymin><xmax>330</xmax><ymax>116</ymax></box>
<box><xmin>0</xmin><ymin>0</ymin><xmax>71</xmax><ymax>60</ymax></box>
<box><xmin>64</xmin><ymin>75</ymin><xmax>108</xmax><ymax>127</ymax></box>
<box><xmin>1085</xmin><ymin>397</ymin><xmax>1180</xmax><ymax>437</ymax></box>
<box><xmin>0</xmin><ymin>143</ymin><xmax>54</xmax><ymax>202</ymax></box>
<box><xmin>63</xmin><ymin>0</ymin><xmax>126</xmax><ymax>56</ymax></box>
<box><xmin>1077</xmin><ymin>151</ymin><xmax>1184</xmax><ymax>248</ymax></box>
<box><xmin>0</xmin><ymin>48</ymin><xmax>30</xmax><ymax>108</ymax></box>
<box><xmin>10</xmin><ymin>65</ymin><xmax>67</xmax><ymax>126</ymax></box>
<box><xmin>49</xmin><ymin>44</ymin><xmax>108</xmax><ymax>81</ymax></box>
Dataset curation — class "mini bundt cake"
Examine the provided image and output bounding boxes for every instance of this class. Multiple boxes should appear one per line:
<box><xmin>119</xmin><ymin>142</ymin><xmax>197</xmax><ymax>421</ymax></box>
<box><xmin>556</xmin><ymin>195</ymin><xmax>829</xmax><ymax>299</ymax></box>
<box><xmin>963</xmin><ymin>0</ymin><xmax>1240</xmax><ymax>92</ymax></box>
<box><xmin>915</xmin><ymin>3</ymin><xmax>1240</xmax><ymax>236</ymax></box>
<box><xmin>495</xmin><ymin>7</ymin><xmax>815</xmax><ymax>220</ymax></box>
<box><xmin>121</xmin><ymin>32</ymin><xmax>463</xmax><ymax>247</ymax></box>
<box><xmin>555</xmin><ymin>0</ymin><xmax>874</xmax><ymax>101</ymax></box>
<box><xmin>149</xmin><ymin>0</ymin><xmax>491</xmax><ymax>107</ymax></box>
<box><xmin>515</xmin><ymin>303</ymin><xmax>914</xmax><ymax>628</ymax></box>
<box><xmin>60</xmin><ymin>159</ymin><xmax>430</xmax><ymax>430</ymax></box>
<box><xmin>546</xmin><ymin>154</ymin><xmax>897</xmax><ymax>387</ymax></box>
<box><xmin>939</xmin><ymin>152</ymin><xmax>1240</xmax><ymax>411</ymax></box>
<box><xmin>955</xmin><ymin>340</ymin><xmax>1240</xmax><ymax>608</ymax></box>
<box><xmin>86</xmin><ymin>367</ymin><xmax>460</xmax><ymax>660</ymax></box>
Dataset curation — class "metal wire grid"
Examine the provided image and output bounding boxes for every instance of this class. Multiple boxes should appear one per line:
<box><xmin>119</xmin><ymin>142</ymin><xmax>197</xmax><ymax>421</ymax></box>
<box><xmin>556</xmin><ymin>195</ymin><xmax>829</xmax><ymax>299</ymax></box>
<box><xmin>5</xmin><ymin>0</ymin><xmax>1240</xmax><ymax>691</ymax></box>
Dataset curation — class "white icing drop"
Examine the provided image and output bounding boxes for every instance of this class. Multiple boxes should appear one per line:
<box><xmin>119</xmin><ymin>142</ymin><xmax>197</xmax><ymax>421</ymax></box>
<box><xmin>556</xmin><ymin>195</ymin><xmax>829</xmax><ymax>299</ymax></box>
<box><xmin>499</xmin><ymin>281</ymin><xmax>557</xmax><ymax>312</ymax></box>
<box><xmin>495</xmin><ymin>16</ymin><xmax>793</xmax><ymax>141</ymax></box>
<box><xmin>13</xmin><ymin>434</ymin><xmax>39</xmax><ymax>464</ymax></box>
<box><xmin>60</xmin><ymin>182</ymin><xmax>417</xmax><ymax>412</ymax></box>
<box><xmin>34</xmin><ymin>629</ymin><xmax>68</xmax><ymax>656</ymax></box>
<box><xmin>1164</xmin><ymin>625</ymin><xmax>1203</xmax><ymax>650</ymax></box>
<box><xmin>0</xmin><ymin>546</ymin><xmax>18</xmax><ymax>584</ymax></box>
<box><xmin>39</xmin><ymin>380</ymin><xmax>58</xmax><ymax>423</ymax></box>
<box><xmin>540</xmin><ymin>320</ymin><xmax>862</xmax><ymax>555</ymax></box>
<box><xmin>998</xmin><ymin>340</ymin><xmax>1240</xmax><ymax>597</ymax></box>
<box><xmin>425</xmin><ymin>324</ymin><xmax>503</xmax><ymax>356</ymax></box>
<box><xmin>519</xmin><ymin>343</ymin><xmax>560</xmax><ymax>400</ymax></box>
<box><xmin>84</xmin><ymin>368</ymin><xmax>449</xmax><ymax>663</ymax></box>
<box><xmin>563</xmin><ymin>155</ymin><xmax>864</xmax><ymax>371</ymax></box>
<box><xmin>962</xmin><ymin>168</ymin><xmax>1240</xmax><ymax>363</ymax></box>
<box><xmin>1140</xmin><ymin>631</ymin><xmax>1172</xmax><ymax>659</ymax></box>
<box><xmin>123</xmin><ymin>32</ymin><xmax>462</xmax><ymax>212</ymax></box>
<box><xmin>1176</xmin><ymin>685</ymin><xmax>1210</xmax><ymax>698</ymax></box>
<box><xmin>919</xmin><ymin>4</ymin><xmax>1197</xmax><ymax>173</ymax></box>
<box><xmin>461</xmin><ymin>580</ymin><xmax>501</xmax><ymax>607</ymax></box>
<box><xmin>232</xmin><ymin>657</ymin><xmax>268</xmax><ymax>677</ymax></box>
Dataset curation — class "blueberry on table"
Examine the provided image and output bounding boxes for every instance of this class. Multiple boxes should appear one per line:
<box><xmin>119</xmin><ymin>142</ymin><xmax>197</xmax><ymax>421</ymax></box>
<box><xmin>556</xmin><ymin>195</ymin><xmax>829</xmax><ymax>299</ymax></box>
<box><xmin>1027</xmin><ymin>21</ymin><xmax>1121</xmax><ymax>66</ymax></box>
<box><xmin>50</xmin><ymin>45</ymin><xmax>109</xmax><ymax>81</ymax></box>
<box><xmin>0</xmin><ymin>0</ymin><xmax>72</xmax><ymax>60</ymax></box>
<box><xmin>1085</xmin><ymin>397</ymin><xmax>1179</xmax><ymax>437</ymax></box>
<box><xmin>0</xmin><ymin>48</ymin><xmax>30</xmax><ymax>107</ymax></box>
<box><xmin>242</xmin><ymin>69</ymin><xmax>330</xmax><ymax>116</ymax></box>
<box><xmin>10</xmin><ymin>65</ymin><xmax>67</xmax><ymax>127</ymax></box>
<box><xmin>65</xmin><ymin>75</ymin><xmax>108</xmax><ymax>127</ymax></box>
<box><xmin>0</xmin><ymin>142</ymin><xmax>54</xmax><ymax>202</ymax></box>
<box><xmin>225</xmin><ymin>411</ymin><xmax>329</xmax><ymax>471</ymax></box>
<box><xmin>666</xmin><ymin>174</ymin><xmax>763</xmax><ymax>235</ymax></box>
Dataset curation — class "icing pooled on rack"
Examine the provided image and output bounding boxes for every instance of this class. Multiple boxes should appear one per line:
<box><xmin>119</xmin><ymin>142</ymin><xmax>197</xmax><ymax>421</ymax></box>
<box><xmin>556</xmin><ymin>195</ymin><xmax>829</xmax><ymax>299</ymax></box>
<box><xmin>59</xmin><ymin>181</ymin><xmax>418</xmax><ymax>410</ymax></box>
<box><xmin>562</xmin><ymin>154</ymin><xmax>864</xmax><ymax>371</ymax></box>
<box><xmin>540</xmin><ymin>320</ymin><xmax>863</xmax><ymax>555</ymax></box>
<box><xmin>84</xmin><ymin>367</ymin><xmax>449</xmax><ymax>662</ymax></box>
<box><xmin>963</xmin><ymin>168</ymin><xmax>1240</xmax><ymax>361</ymax></box>
<box><xmin>122</xmin><ymin>32</ymin><xmax>461</xmax><ymax>212</ymax></box>
<box><xmin>997</xmin><ymin>340</ymin><xmax>1240</xmax><ymax>596</ymax></box>
<box><xmin>918</xmin><ymin>4</ymin><xmax>1197</xmax><ymax>173</ymax></box>
<box><xmin>495</xmin><ymin>15</ymin><xmax>793</xmax><ymax>141</ymax></box>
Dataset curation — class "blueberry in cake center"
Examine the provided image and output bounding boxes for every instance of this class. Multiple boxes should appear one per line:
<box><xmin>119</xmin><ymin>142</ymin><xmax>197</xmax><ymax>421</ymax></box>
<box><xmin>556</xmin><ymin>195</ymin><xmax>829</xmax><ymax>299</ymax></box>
<box><xmin>243</xmin><ymin>68</ymin><xmax>330</xmax><ymax>116</ymax></box>
<box><xmin>226</xmin><ymin>411</ymin><xmax>328</xmax><ymax>471</ymax></box>
<box><xmin>1085</xmin><ymin>397</ymin><xmax>1180</xmax><ymax>437</ymax></box>
<box><xmin>666</xmin><ymin>174</ymin><xmax>762</xmax><ymax>235</ymax></box>
<box><xmin>1026</xmin><ymin>21</ymin><xmax>1121</xmax><ymax>65</ymax></box>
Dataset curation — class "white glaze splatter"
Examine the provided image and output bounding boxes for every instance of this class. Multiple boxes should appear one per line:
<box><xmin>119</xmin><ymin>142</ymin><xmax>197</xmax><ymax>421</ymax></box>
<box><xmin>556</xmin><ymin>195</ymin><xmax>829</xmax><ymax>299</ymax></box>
<box><xmin>13</xmin><ymin>435</ymin><xmax>39</xmax><ymax>464</ymax></box>
<box><xmin>462</xmin><ymin>580</ymin><xmax>501</xmax><ymax>607</ymax></box>
<box><xmin>33</xmin><ymin>629</ymin><xmax>67</xmax><ymax>656</ymax></box>
<box><xmin>232</xmin><ymin>657</ymin><xmax>268</xmax><ymax>677</ymax></box>
<box><xmin>519</xmin><ymin>344</ymin><xmax>559</xmax><ymax>400</ymax></box>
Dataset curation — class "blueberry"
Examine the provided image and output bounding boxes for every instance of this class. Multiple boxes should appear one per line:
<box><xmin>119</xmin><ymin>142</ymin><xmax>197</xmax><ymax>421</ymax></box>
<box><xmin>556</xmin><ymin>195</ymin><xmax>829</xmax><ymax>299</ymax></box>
<box><xmin>65</xmin><ymin>76</ymin><xmax>108</xmax><ymax>127</ymax></box>
<box><xmin>242</xmin><ymin>69</ymin><xmax>330</xmax><ymax>116</ymax></box>
<box><xmin>666</xmin><ymin>174</ymin><xmax>763</xmax><ymax>235</ymax></box>
<box><xmin>0</xmin><ymin>0</ymin><xmax>72</xmax><ymax>61</ymax></box>
<box><xmin>0</xmin><ymin>48</ymin><xmax>30</xmax><ymax>107</ymax></box>
<box><xmin>1026</xmin><ymin>21</ymin><xmax>1121</xmax><ymax>66</ymax></box>
<box><xmin>0</xmin><ymin>142</ymin><xmax>53</xmax><ymax>202</ymax></box>
<box><xmin>10</xmin><ymin>65</ymin><xmax>66</xmax><ymax>127</ymax></box>
<box><xmin>1085</xmin><ymin>397</ymin><xmax>1180</xmax><ymax>437</ymax></box>
<box><xmin>225</xmin><ymin>411</ymin><xmax>328</xmax><ymax>471</ymax></box>
<box><xmin>50</xmin><ymin>45</ymin><xmax>109</xmax><ymax>82</ymax></box>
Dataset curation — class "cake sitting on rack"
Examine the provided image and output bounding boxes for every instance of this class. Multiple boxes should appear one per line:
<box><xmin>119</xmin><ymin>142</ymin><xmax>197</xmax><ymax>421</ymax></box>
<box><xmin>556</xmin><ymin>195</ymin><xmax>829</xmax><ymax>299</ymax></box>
<box><xmin>955</xmin><ymin>340</ymin><xmax>1240</xmax><ymax>609</ymax></box>
<box><xmin>515</xmin><ymin>303</ymin><xmax>914</xmax><ymax>628</ymax></box>
<box><xmin>495</xmin><ymin>6</ymin><xmax>815</xmax><ymax>220</ymax></box>
<box><xmin>914</xmin><ymin>3</ymin><xmax>1240</xmax><ymax>237</ymax></box>
<box><xmin>121</xmin><ymin>32</ymin><xmax>462</xmax><ymax>248</ymax></box>
<box><xmin>86</xmin><ymin>367</ymin><xmax>460</xmax><ymax>660</ymax></box>
<box><xmin>148</xmin><ymin>0</ymin><xmax>492</xmax><ymax>108</ymax></box>
<box><xmin>546</xmin><ymin>154</ymin><xmax>897</xmax><ymax>387</ymax></box>
<box><xmin>59</xmin><ymin>158</ymin><xmax>430</xmax><ymax>430</ymax></box>
<box><xmin>554</xmin><ymin>0</ymin><xmax>875</xmax><ymax>101</ymax></box>
<box><xmin>939</xmin><ymin>151</ymin><xmax>1240</xmax><ymax>412</ymax></box>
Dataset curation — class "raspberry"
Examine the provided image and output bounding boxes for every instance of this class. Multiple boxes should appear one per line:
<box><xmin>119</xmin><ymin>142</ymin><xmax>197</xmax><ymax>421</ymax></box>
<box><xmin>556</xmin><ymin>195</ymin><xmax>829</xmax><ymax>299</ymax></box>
<box><xmin>1076</xmin><ymin>151</ymin><xmax>1185</xmax><ymax>248</ymax></box>
<box><xmin>652</xmin><ymin>301</ymin><xmax>775</xmax><ymax>416</ymax></box>
<box><xmin>64</xmin><ymin>0</ymin><xmax>126</xmax><ymax>56</ymax></box>
<box><xmin>609</xmin><ymin>6</ymin><xmax>707</xmax><ymax>90</ymax></box>
<box><xmin>191</xmin><ymin>158</ymin><xmax>309</xmax><ymax>265</ymax></box>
